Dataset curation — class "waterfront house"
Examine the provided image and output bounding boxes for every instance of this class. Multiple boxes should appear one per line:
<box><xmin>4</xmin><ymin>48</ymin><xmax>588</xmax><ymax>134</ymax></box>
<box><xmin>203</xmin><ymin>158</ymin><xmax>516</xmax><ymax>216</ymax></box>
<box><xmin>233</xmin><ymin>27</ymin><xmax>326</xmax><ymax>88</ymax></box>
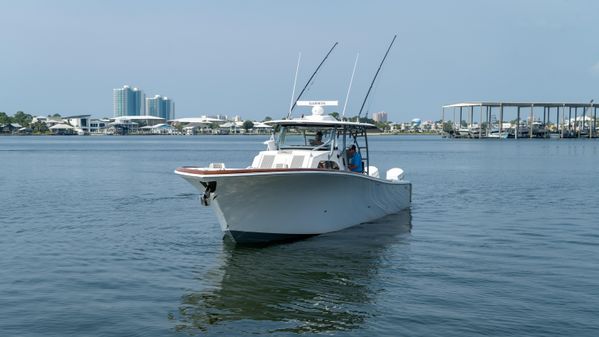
<box><xmin>171</xmin><ymin>116</ymin><xmax>226</xmax><ymax>134</ymax></box>
<box><xmin>49</xmin><ymin>123</ymin><xmax>76</xmax><ymax>135</ymax></box>
<box><xmin>139</xmin><ymin>123</ymin><xmax>177</xmax><ymax>135</ymax></box>
<box><xmin>64</xmin><ymin>115</ymin><xmax>92</xmax><ymax>134</ymax></box>
<box><xmin>16</xmin><ymin>127</ymin><xmax>33</xmax><ymax>135</ymax></box>
<box><xmin>107</xmin><ymin>119</ymin><xmax>138</xmax><ymax>135</ymax></box>
<box><xmin>0</xmin><ymin>123</ymin><xmax>22</xmax><ymax>134</ymax></box>
<box><xmin>89</xmin><ymin>119</ymin><xmax>110</xmax><ymax>134</ymax></box>
<box><xmin>106</xmin><ymin>116</ymin><xmax>165</xmax><ymax>135</ymax></box>
<box><xmin>252</xmin><ymin>122</ymin><xmax>273</xmax><ymax>134</ymax></box>
<box><xmin>218</xmin><ymin>121</ymin><xmax>239</xmax><ymax>134</ymax></box>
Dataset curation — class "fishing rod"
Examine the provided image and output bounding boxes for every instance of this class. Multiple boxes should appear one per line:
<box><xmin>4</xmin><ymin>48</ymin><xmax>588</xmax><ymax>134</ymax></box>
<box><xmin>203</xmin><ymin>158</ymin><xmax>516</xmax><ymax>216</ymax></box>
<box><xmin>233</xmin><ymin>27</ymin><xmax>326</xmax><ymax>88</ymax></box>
<box><xmin>287</xmin><ymin>42</ymin><xmax>338</xmax><ymax>118</ymax></box>
<box><xmin>288</xmin><ymin>52</ymin><xmax>302</xmax><ymax>117</ymax></box>
<box><xmin>357</xmin><ymin>35</ymin><xmax>397</xmax><ymax>119</ymax></box>
<box><xmin>342</xmin><ymin>53</ymin><xmax>360</xmax><ymax>118</ymax></box>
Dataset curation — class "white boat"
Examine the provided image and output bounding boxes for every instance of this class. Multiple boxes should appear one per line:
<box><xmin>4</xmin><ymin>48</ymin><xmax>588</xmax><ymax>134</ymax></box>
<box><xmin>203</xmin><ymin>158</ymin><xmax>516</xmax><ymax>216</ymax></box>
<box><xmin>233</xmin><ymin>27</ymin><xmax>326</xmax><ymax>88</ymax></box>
<box><xmin>468</xmin><ymin>125</ymin><xmax>481</xmax><ymax>138</ymax></box>
<box><xmin>456</xmin><ymin>127</ymin><xmax>471</xmax><ymax>138</ymax></box>
<box><xmin>487</xmin><ymin>127</ymin><xmax>508</xmax><ymax>139</ymax></box>
<box><xmin>507</xmin><ymin>124</ymin><xmax>530</xmax><ymax>138</ymax></box>
<box><xmin>175</xmin><ymin>101</ymin><xmax>412</xmax><ymax>244</ymax></box>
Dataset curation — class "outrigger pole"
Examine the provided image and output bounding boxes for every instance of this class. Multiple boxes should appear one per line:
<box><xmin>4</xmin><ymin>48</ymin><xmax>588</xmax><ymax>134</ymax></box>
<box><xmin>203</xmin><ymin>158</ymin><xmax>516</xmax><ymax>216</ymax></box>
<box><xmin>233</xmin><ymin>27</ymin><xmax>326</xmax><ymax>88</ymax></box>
<box><xmin>342</xmin><ymin>53</ymin><xmax>360</xmax><ymax>118</ymax></box>
<box><xmin>357</xmin><ymin>35</ymin><xmax>397</xmax><ymax>119</ymax></box>
<box><xmin>288</xmin><ymin>53</ymin><xmax>302</xmax><ymax>118</ymax></box>
<box><xmin>287</xmin><ymin>42</ymin><xmax>338</xmax><ymax>119</ymax></box>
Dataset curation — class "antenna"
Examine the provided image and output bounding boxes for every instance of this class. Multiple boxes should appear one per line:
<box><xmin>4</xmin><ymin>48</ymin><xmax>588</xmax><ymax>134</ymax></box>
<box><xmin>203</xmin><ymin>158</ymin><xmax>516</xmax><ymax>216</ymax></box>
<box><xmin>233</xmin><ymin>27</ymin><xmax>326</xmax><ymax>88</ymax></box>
<box><xmin>358</xmin><ymin>35</ymin><xmax>397</xmax><ymax>119</ymax></box>
<box><xmin>288</xmin><ymin>52</ymin><xmax>302</xmax><ymax>117</ymax></box>
<box><xmin>342</xmin><ymin>53</ymin><xmax>359</xmax><ymax>118</ymax></box>
<box><xmin>287</xmin><ymin>42</ymin><xmax>338</xmax><ymax>119</ymax></box>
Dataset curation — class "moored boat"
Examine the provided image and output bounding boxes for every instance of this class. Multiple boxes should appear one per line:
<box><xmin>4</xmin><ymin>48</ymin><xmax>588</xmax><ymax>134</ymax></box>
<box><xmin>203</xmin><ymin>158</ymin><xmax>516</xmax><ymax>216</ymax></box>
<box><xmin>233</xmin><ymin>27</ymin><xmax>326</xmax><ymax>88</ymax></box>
<box><xmin>487</xmin><ymin>127</ymin><xmax>508</xmax><ymax>139</ymax></box>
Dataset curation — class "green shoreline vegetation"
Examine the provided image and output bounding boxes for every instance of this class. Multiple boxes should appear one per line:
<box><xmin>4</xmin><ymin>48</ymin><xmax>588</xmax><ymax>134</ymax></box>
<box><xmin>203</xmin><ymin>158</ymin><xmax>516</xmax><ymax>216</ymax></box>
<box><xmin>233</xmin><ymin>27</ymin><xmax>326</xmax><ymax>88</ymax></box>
<box><xmin>0</xmin><ymin>111</ymin><xmax>55</xmax><ymax>135</ymax></box>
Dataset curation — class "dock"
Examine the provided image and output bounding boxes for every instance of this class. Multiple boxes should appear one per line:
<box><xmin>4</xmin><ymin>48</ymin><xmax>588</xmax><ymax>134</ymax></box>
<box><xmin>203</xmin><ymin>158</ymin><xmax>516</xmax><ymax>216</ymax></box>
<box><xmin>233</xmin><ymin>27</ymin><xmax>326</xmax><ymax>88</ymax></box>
<box><xmin>442</xmin><ymin>101</ymin><xmax>598</xmax><ymax>139</ymax></box>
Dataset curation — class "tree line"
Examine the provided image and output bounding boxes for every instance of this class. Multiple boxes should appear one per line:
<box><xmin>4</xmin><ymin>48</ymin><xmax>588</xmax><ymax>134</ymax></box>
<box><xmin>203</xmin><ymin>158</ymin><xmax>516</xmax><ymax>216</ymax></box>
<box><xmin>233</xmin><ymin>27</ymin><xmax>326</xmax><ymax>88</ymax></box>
<box><xmin>0</xmin><ymin>111</ymin><xmax>63</xmax><ymax>134</ymax></box>
<box><xmin>0</xmin><ymin>111</ymin><xmax>34</xmax><ymax>127</ymax></box>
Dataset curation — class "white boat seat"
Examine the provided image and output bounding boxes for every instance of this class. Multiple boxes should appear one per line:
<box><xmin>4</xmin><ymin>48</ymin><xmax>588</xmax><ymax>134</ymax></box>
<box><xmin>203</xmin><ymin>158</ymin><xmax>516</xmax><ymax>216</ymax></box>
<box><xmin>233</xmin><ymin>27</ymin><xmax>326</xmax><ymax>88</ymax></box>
<box><xmin>290</xmin><ymin>155</ymin><xmax>305</xmax><ymax>168</ymax></box>
<box><xmin>260</xmin><ymin>155</ymin><xmax>275</xmax><ymax>168</ymax></box>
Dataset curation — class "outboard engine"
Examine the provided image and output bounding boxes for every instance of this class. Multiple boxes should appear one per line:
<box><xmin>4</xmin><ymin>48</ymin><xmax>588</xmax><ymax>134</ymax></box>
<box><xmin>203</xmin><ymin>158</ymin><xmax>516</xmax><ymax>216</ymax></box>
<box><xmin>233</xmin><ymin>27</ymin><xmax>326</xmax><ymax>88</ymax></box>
<box><xmin>386</xmin><ymin>168</ymin><xmax>405</xmax><ymax>181</ymax></box>
<box><xmin>368</xmin><ymin>166</ymin><xmax>380</xmax><ymax>178</ymax></box>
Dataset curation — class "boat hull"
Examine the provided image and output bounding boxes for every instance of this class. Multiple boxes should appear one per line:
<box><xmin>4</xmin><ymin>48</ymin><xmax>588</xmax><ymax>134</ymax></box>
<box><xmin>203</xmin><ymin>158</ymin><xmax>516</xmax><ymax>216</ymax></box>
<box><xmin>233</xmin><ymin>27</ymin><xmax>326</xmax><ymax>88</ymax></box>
<box><xmin>487</xmin><ymin>133</ymin><xmax>508</xmax><ymax>139</ymax></box>
<box><xmin>175</xmin><ymin>168</ymin><xmax>412</xmax><ymax>243</ymax></box>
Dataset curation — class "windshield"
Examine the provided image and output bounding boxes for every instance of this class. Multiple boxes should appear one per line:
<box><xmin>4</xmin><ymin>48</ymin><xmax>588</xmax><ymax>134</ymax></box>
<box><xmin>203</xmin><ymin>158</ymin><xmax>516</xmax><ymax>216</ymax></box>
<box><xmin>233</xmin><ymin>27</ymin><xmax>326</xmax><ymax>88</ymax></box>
<box><xmin>278</xmin><ymin>126</ymin><xmax>335</xmax><ymax>150</ymax></box>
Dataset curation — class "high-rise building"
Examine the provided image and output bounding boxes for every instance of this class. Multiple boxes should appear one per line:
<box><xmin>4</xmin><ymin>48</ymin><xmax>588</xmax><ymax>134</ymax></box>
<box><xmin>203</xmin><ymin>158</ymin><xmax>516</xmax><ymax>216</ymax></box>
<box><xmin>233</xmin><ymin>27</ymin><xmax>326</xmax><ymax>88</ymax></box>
<box><xmin>146</xmin><ymin>95</ymin><xmax>175</xmax><ymax>120</ymax></box>
<box><xmin>113</xmin><ymin>85</ymin><xmax>145</xmax><ymax>117</ymax></box>
<box><xmin>372</xmin><ymin>111</ymin><xmax>388</xmax><ymax>123</ymax></box>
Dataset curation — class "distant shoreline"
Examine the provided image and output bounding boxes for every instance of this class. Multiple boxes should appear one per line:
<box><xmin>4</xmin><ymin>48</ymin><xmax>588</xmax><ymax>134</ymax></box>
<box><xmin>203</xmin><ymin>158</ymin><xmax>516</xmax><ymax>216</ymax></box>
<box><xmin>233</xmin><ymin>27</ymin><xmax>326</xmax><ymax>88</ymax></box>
<box><xmin>1</xmin><ymin>132</ymin><xmax>442</xmax><ymax>137</ymax></box>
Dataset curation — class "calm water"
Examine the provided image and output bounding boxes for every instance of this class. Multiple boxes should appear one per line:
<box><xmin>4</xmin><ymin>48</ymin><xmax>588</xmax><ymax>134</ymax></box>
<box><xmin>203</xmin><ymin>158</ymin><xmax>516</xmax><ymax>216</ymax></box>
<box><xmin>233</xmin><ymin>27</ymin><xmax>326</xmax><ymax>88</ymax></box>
<box><xmin>1</xmin><ymin>135</ymin><xmax>598</xmax><ymax>336</ymax></box>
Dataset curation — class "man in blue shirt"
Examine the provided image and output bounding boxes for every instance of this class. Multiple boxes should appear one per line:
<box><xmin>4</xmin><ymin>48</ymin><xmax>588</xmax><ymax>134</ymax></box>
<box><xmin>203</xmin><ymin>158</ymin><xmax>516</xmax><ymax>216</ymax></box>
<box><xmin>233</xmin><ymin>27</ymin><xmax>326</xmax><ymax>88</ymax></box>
<box><xmin>347</xmin><ymin>145</ymin><xmax>363</xmax><ymax>172</ymax></box>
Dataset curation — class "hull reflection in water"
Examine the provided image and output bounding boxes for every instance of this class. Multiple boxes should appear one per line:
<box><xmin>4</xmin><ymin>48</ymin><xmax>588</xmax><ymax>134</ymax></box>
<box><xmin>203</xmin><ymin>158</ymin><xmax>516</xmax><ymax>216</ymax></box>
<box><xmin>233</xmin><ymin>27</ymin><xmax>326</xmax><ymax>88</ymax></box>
<box><xmin>170</xmin><ymin>209</ymin><xmax>411</xmax><ymax>334</ymax></box>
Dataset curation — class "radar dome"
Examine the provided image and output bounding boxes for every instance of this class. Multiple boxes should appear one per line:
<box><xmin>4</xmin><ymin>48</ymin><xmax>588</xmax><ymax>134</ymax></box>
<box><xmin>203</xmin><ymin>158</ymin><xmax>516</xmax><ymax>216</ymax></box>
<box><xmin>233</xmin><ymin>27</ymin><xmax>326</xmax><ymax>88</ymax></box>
<box><xmin>312</xmin><ymin>105</ymin><xmax>324</xmax><ymax>116</ymax></box>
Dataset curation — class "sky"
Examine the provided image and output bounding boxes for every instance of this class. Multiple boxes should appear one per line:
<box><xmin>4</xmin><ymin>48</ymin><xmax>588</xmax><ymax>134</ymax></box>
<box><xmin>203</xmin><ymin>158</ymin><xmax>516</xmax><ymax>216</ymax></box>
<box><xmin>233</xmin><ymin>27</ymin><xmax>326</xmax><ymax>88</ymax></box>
<box><xmin>1</xmin><ymin>0</ymin><xmax>599</xmax><ymax>122</ymax></box>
